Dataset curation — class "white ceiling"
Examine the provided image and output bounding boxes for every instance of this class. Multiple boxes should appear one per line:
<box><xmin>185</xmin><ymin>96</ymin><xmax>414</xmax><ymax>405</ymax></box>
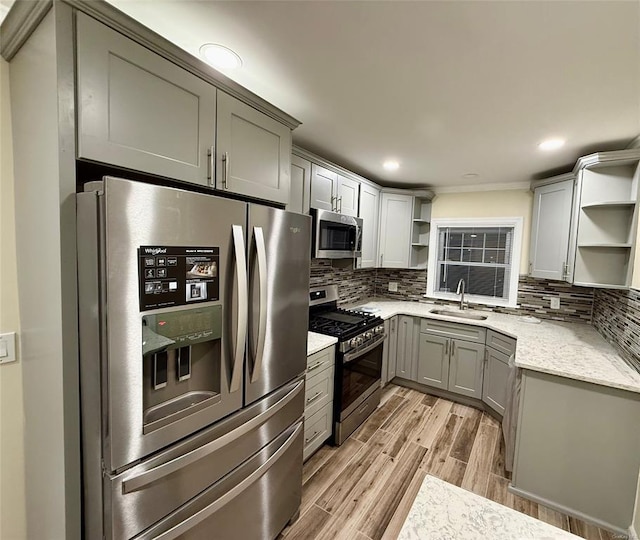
<box><xmin>106</xmin><ymin>0</ymin><xmax>639</xmax><ymax>190</ymax></box>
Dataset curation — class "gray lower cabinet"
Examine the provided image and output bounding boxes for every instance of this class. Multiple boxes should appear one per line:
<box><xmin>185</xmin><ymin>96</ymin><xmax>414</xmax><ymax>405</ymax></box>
<box><xmin>385</xmin><ymin>316</ymin><xmax>399</xmax><ymax>382</ymax></box>
<box><xmin>448</xmin><ymin>339</ymin><xmax>485</xmax><ymax>399</ymax></box>
<box><xmin>216</xmin><ymin>92</ymin><xmax>292</xmax><ymax>205</ymax></box>
<box><xmin>482</xmin><ymin>347</ymin><xmax>510</xmax><ymax>415</ymax></box>
<box><xmin>396</xmin><ymin>316</ymin><xmax>419</xmax><ymax>381</ymax></box>
<box><xmin>416</xmin><ymin>333</ymin><xmax>449</xmax><ymax>390</ymax></box>
<box><xmin>303</xmin><ymin>345</ymin><xmax>335</xmax><ymax>461</ymax></box>
<box><xmin>416</xmin><ymin>320</ymin><xmax>486</xmax><ymax>398</ymax></box>
<box><xmin>76</xmin><ymin>13</ymin><xmax>216</xmax><ymax>186</ymax></box>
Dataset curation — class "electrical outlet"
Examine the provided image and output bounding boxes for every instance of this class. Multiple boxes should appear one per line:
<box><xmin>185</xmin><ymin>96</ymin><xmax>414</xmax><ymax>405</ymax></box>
<box><xmin>0</xmin><ymin>332</ymin><xmax>17</xmax><ymax>364</ymax></box>
<box><xmin>550</xmin><ymin>297</ymin><xmax>560</xmax><ymax>310</ymax></box>
<box><xmin>388</xmin><ymin>282</ymin><xmax>398</xmax><ymax>292</ymax></box>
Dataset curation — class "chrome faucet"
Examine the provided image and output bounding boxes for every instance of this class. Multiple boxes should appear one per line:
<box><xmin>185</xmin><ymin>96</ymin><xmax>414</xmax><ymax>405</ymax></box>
<box><xmin>456</xmin><ymin>279</ymin><xmax>467</xmax><ymax>310</ymax></box>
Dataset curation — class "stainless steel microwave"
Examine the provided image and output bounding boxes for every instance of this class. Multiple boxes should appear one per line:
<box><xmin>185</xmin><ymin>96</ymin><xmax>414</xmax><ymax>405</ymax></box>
<box><xmin>312</xmin><ymin>208</ymin><xmax>363</xmax><ymax>259</ymax></box>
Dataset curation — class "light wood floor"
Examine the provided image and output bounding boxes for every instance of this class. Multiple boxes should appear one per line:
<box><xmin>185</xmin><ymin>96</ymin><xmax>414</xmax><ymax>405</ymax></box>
<box><xmin>280</xmin><ymin>384</ymin><xmax>622</xmax><ymax>540</ymax></box>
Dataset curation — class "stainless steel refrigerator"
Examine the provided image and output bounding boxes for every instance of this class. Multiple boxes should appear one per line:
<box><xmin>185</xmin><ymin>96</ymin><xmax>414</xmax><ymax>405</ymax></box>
<box><xmin>77</xmin><ymin>177</ymin><xmax>311</xmax><ymax>539</ymax></box>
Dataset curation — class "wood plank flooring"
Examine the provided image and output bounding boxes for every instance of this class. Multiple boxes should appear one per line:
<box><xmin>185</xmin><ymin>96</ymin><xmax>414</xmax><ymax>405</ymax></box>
<box><xmin>280</xmin><ymin>384</ymin><xmax>623</xmax><ymax>540</ymax></box>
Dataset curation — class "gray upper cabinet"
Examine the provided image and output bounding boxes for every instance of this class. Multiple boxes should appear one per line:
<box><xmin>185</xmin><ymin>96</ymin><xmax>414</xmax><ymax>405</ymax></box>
<box><xmin>288</xmin><ymin>154</ymin><xmax>311</xmax><ymax>214</ymax></box>
<box><xmin>310</xmin><ymin>164</ymin><xmax>338</xmax><ymax>211</ymax></box>
<box><xmin>216</xmin><ymin>92</ymin><xmax>292</xmax><ymax>205</ymax></box>
<box><xmin>76</xmin><ymin>13</ymin><xmax>216</xmax><ymax>186</ymax></box>
<box><xmin>358</xmin><ymin>183</ymin><xmax>380</xmax><ymax>268</ymax></box>
<box><xmin>396</xmin><ymin>316</ymin><xmax>418</xmax><ymax>381</ymax></box>
<box><xmin>529</xmin><ymin>176</ymin><xmax>574</xmax><ymax>281</ymax></box>
<box><xmin>378</xmin><ymin>192</ymin><xmax>412</xmax><ymax>268</ymax></box>
<box><xmin>417</xmin><ymin>333</ymin><xmax>449</xmax><ymax>390</ymax></box>
<box><xmin>448</xmin><ymin>340</ymin><xmax>485</xmax><ymax>399</ymax></box>
<box><xmin>337</xmin><ymin>175</ymin><xmax>359</xmax><ymax>217</ymax></box>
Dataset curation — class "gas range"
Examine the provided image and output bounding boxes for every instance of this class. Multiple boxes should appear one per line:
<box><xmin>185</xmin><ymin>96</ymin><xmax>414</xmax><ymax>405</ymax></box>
<box><xmin>308</xmin><ymin>285</ymin><xmax>386</xmax><ymax>446</ymax></box>
<box><xmin>309</xmin><ymin>290</ymin><xmax>384</xmax><ymax>354</ymax></box>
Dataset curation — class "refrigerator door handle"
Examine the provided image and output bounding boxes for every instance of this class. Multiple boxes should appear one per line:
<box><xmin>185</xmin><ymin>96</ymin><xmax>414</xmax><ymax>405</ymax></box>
<box><xmin>135</xmin><ymin>422</ymin><xmax>303</xmax><ymax>540</ymax></box>
<box><xmin>121</xmin><ymin>378</ymin><xmax>303</xmax><ymax>494</ymax></box>
<box><xmin>230</xmin><ymin>225</ymin><xmax>248</xmax><ymax>393</ymax></box>
<box><xmin>251</xmin><ymin>226</ymin><xmax>268</xmax><ymax>383</ymax></box>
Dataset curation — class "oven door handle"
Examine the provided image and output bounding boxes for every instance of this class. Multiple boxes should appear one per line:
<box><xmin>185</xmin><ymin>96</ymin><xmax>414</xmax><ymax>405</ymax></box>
<box><xmin>343</xmin><ymin>334</ymin><xmax>386</xmax><ymax>364</ymax></box>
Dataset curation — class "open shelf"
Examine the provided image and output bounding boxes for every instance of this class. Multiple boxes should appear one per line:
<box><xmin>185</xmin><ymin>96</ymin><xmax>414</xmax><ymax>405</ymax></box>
<box><xmin>573</xmin><ymin>245</ymin><xmax>631</xmax><ymax>288</ymax></box>
<box><xmin>578</xmin><ymin>243</ymin><xmax>631</xmax><ymax>248</ymax></box>
<box><xmin>581</xmin><ymin>201</ymin><xmax>636</xmax><ymax>209</ymax></box>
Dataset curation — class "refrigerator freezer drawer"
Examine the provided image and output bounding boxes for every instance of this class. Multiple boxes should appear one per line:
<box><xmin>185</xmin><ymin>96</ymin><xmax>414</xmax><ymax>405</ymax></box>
<box><xmin>108</xmin><ymin>377</ymin><xmax>304</xmax><ymax>539</ymax></box>
<box><xmin>133</xmin><ymin>421</ymin><xmax>303</xmax><ymax>540</ymax></box>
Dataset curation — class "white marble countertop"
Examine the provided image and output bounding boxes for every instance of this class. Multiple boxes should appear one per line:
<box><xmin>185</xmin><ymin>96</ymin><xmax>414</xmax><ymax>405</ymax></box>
<box><xmin>349</xmin><ymin>299</ymin><xmax>640</xmax><ymax>394</ymax></box>
<box><xmin>399</xmin><ymin>475</ymin><xmax>580</xmax><ymax>540</ymax></box>
<box><xmin>307</xmin><ymin>331</ymin><xmax>338</xmax><ymax>356</ymax></box>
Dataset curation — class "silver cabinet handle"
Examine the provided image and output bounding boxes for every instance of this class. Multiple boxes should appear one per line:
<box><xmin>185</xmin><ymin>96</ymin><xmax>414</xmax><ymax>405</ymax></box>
<box><xmin>122</xmin><ymin>379</ymin><xmax>303</xmax><ymax>494</ymax></box>
<box><xmin>230</xmin><ymin>225</ymin><xmax>247</xmax><ymax>393</ymax></box>
<box><xmin>562</xmin><ymin>262</ymin><xmax>568</xmax><ymax>278</ymax></box>
<box><xmin>207</xmin><ymin>145</ymin><xmax>215</xmax><ymax>186</ymax></box>
<box><xmin>139</xmin><ymin>422</ymin><xmax>303</xmax><ymax>540</ymax></box>
<box><xmin>380</xmin><ymin>254</ymin><xmax>383</xmax><ymax>266</ymax></box>
<box><xmin>451</xmin><ymin>340</ymin><xmax>456</xmax><ymax>356</ymax></box>
<box><xmin>306</xmin><ymin>391</ymin><xmax>323</xmax><ymax>405</ymax></box>
<box><xmin>305</xmin><ymin>430</ymin><xmax>322</xmax><ymax>445</ymax></box>
<box><xmin>330</xmin><ymin>195</ymin><xmax>337</xmax><ymax>211</ymax></box>
<box><xmin>250</xmin><ymin>227</ymin><xmax>268</xmax><ymax>384</ymax></box>
<box><xmin>338</xmin><ymin>196</ymin><xmax>343</xmax><ymax>212</ymax></box>
<box><xmin>445</xmin><ymin>340</ymin><xmax>449</xmax><ymax>356</ymax></box>
<box><xmin>222</xmin><ymin>151</ymin><xmax>229</xmax><ymax>189</ymax></box>
<box><xmin>307</xmin><ymin>361</ymin><xmax>324</xmax><ymax>373</ymax></box>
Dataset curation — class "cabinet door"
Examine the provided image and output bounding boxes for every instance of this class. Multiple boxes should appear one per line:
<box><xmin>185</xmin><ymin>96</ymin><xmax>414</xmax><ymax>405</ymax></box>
<box><xmin>378</xmin><ymin>193</ymin><xmax>412</xmax><ymax>268</ymax></box>
<box><xmin>337</xmin><ymin>175</ymin><xmax>360</xmax><ymax>217</ymax></box>
<box><xmin>387</xmin><ymin>316</ymin><xmax>398</xmax><ymax>381</ymax></box>
<box><xmin>417</xmin><ymin>333</ymin><xmax>449</xmax><ymax>390</ymax></box>
<box><xmin>216</xmin><ymin>92</ymin><xmax>292</xmax><ymax>205</ymax></box>
<box><xmin>310</xmin><ymin>165</ymin><xmax>338</xmax><ymax>211</ymax></box>
<box><xmin>448</xmin><ymin>340</ymin><xmax>485</xmax><ymax>399</ymax></box>
<box><xmin>76</xmin><ymin>13</ymin><xmax>216</xmax><ymax>186</ymax></box>
<box><xmin>358</xmin><ymin>184</ymin><xmax>380</xmax><ymax>269</ymax></box>
<box><xmin>396</xmin><ymin>316</ymin><xmax>417</xmax><ymax>380</ymax></box>
<box><xmin>482</xmin><ymin>348</ymin><xmax>511</xmax><ymax>416</ymax></box>
<box><xmin>288</xmin><ymin>155</ymin><xmax>311</xmax><ymax>214</ymax></box>
<box><xmin>530</xmin><ymin>179</ymin><xmax>574</xmax><ymax>280</ymax></box>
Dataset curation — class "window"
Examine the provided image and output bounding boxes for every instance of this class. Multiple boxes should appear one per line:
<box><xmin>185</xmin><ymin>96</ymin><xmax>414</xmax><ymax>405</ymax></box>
<box><xmin>426</xmin><ymin>218</ymin><xmax>523</xmax><ymax>308</ymax></box>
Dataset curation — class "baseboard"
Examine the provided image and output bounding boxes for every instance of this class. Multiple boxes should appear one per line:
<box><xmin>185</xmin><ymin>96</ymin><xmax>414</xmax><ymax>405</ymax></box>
<box><xmin>508</xmin><ymin>484</ymin><xmax>628</xmax><ymax>537</ymax></box>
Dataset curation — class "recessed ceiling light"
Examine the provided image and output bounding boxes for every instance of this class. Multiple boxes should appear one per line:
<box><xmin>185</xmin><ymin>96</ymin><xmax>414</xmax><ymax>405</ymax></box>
<box><xmin>383</xmin><ymin>160</ymin><xmax>399</xmax><ymax>171</ymax></box>
<box><xmin>462</xmin><ymin>173</ymin><xmax>479</xmax><ymax>179</ymax></box>
<box><xmin>199</xmin><ymin>43</ymin><xmax>243</xmax><ymax>70</ymax></box>
<box><xmin>538</xmin><ymin>138</ymin><xmax>565</xmax><ymax>151</ymax></box>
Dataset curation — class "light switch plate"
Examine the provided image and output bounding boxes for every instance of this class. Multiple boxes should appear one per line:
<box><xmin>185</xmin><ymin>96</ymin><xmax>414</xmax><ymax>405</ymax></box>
<box><xmin>0</xmin><ymin>332</ymin><xmax>17</xmax><ymax>364</ymax></box>
<box><xmin>388</xmin><ymin>282</ymin><xmax>398</xmax><ymax>292</ymax></box>
<box><xmin>550</xmin><ymin>297</ymin><xmax>560</xmax><ymax>310</ymax></box>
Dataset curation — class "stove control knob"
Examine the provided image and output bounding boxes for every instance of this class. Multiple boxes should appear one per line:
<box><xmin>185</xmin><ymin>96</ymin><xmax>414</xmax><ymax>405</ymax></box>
<box><xmin>375</xmin><ymin>326</ymin><xmax>384</xmax><ymax>334</ymax></box>
<box><xmin>365</xmin><ymin>331</ymin><xmax>373</xmax><ymax>340</ymax></box>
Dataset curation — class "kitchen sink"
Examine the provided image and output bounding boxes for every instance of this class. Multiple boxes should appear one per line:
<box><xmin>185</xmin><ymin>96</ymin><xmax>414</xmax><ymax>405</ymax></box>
<box><xmin>429</xmin><ymin>309</ymin><xmax>488</xmax><ymax>321</ymax></box>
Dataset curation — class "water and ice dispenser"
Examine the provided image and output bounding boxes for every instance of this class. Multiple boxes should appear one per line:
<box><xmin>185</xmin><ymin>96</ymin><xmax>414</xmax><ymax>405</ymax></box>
<box><xmin>142</xmin><ymin>306</ymin><xmax>223</xmax><ymax>433</ymax></box>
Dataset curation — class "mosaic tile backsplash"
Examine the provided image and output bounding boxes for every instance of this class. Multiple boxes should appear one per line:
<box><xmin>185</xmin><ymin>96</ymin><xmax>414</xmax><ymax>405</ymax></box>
<box><xmin>592</xmin><ymin>288</ymin><xmax>640</xmax><ymax>372</ymax></box>
<box><xmin>311</xmin><ymin>260</ymin><xmax>594</xmax><ymax>323</ymax></box>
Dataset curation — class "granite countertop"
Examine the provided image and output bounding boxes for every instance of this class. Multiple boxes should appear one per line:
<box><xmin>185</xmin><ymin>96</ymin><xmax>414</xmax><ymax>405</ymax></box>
<box><xmin>399</xmin><ymin>475</ymin><xmax>580</xmax><ymax>540</ymax></box>
<box><xmin>307</xmin><ymin>331</ymin><xmax>338</xmax><ymax>356</ymax></box>
<box><xmin>349</xmin><ymin>299</ymin><xmax>640</xmax><ymax>394</ymax></box>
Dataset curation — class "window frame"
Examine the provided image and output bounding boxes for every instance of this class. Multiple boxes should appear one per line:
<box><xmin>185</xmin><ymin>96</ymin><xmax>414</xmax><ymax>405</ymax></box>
<box><xmin>426</xmin><ymin>217</ymin><xmax>523</xmax><ymax>308</ymax></box>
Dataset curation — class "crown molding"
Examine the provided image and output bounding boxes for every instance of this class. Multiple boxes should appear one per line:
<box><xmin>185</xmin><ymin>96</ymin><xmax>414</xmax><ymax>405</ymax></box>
<box><xmin>573</xmin><ymin>148</ymin><xmax>640</xmax><ymax>173</ymax></box>
<box><xmin>433</xmin><ymin>181</ymin><xmax>531</xmax><ymax>194</ymax></box>
<box><xmin>1</xmin><ymin>0</ymin><xmax>52</xmax><ymax>60</ymax></box>
<box><xmin>530</xmin><ymin>172</ymin><xmax>575</xmax><ymax>190</ymax></box>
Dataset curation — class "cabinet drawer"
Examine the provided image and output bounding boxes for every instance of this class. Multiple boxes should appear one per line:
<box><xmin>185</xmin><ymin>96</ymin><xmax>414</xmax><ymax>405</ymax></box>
<box><xmin>486</xmin><ymin>329</ymin><xmax>516</xmax><ymax>356</ymax></box>
<box><xmin>304</xmin><ymin>365</ymin><xmax>334</xmax><ymax>418</ymax></box>
<box><xmin>307</xmin><ymin>345</ymin><xmax>335</xmax><ymax>373</ymax></box>
<box><xmin>303</xmin><ymin>404</ymin><xmax>332</xmax><ymax>461</ymax></box>
<box><xmin>420</xmin><ymin>319</ymin><xmax>486</xmax><ymax>343</ymax></box>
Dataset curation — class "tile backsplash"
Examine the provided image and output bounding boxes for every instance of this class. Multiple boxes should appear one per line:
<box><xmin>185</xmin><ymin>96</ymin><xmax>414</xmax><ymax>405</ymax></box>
<box><xmin>310</xmin><ymin>261</ymin><xmax>594</xmax><ymax>324</ymax></box>
<box><xmin>592</xmin><ymin>288</ymin><xmax>640</xmax><ymax>372</ymax></box>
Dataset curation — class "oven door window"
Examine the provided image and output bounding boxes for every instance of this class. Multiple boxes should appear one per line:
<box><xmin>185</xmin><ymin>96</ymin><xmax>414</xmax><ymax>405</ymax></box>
<box><xmin>319</xmin><ymin>221</ymin><xmax>356</xmax><ymax>251</ymax></box>
<box><xmin>341</xmin><ymin>343</ymin><xmax>382</xmax><ymax>413</ymax></box>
